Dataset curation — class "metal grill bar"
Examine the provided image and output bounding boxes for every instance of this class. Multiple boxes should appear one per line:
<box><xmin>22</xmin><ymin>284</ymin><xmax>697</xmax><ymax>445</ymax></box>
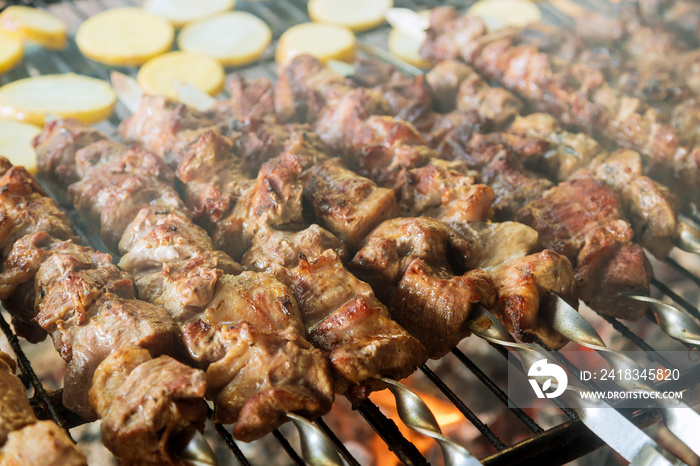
<box><xmin>420</xmin><ymin>365</ymin><xmax>507</xmax><ymax>450</ymax></box>
<box><xmin>357</xmin><ymin>399</ymin><xmax>429</xmax><ymax>465</ymax></box>
<box><xmin>664</xmin><ymin>257</ymin><xmax>700</xmax><ymax>289</ymax></box>
<box><xmin>600</xmin><ymin>316</ymin><xmax>677</xmax><ymax>368</ymax></box>
<box><xmin>652</xmin><ymin>278</ymin><xmax>700</xmax><ymax>322</ymax></box>
<box><xmin>451</xmin><ymin>348</ymin><xmax>544</xmax><ymax>434</ymax></box>
<box><xmin>272</xmin><ymin>429</ymin><xmax>305</xmax><ymax>466</ymax></box>
<box><xmin>214</xmin><ymin>422</ymin><xmax>251</xmax><ymax>466</ymax></box>
<box><xmin>314</xmin><ymin>419</ymin><xmax>362</xmax><ymax>466</ymax></box>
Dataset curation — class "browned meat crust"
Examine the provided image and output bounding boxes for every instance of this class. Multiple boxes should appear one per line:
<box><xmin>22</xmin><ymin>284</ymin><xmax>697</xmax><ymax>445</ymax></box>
<box><xmin>182</xmin><ymin>322</ymin><xmax>333</xmax><ymax>441</ymax></box>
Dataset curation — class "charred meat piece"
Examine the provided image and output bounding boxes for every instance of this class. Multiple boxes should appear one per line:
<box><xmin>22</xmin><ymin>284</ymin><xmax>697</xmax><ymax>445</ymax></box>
<box><xmin>378</xmin><ymin>72</ymin><xmax>435</xmax><ymax>125</ymax></box>
<box><xmin>33</xmin><ymin>119</ymin><xmax>106</xmax><ymax>185</ymax></box>
<box><xmin>350</xmin><ymin>217</ymin><xmax>472</xmax><ymax>298</ymax></box>
<box><xmin>243</xmin><ymin>225</ymin><xmax>348</xmax><ymax>273</ymax></box>
<box><xmin>209</xmin><ymin>74</ymin><xmax>276</xmax><ymax>120</ymax></box>
<box><xmin>177</xmin><ymin>130</ymin><xmax>253</xmax><ymax>229</ymax></box>
<box><xmin>213</xmin><ymin>153</ymin><xmax>305</xmax><ymax>259</ymax></box>
<box><xmin>277</xmin><ymin>250</ymin><xmax>428</xmax><ymax>396</ymax></box>
<box><xmin>345</xmin><ymin>116</ymin><xmax>435</xmax><ymax>189</ymax></box>
<box><xmin>0</xmin><ymin>421</ymin><xmax>87</xmax><ymax>466</ymax></box>
<box><xmin>118</xmin><ymin>207</ymin><xmax>242</xmax><ymax>321</ymax></box>
<box><xmin>517</xmin><ymin>177</ymin><xmax>651</xmax><ymax>320</ymax></box>
<box><xmin>456</xmin><ymin>65</ymin><xmax>523</xmax><ymax>129</ymax></box>
<box><xmin>68</xmin><ymin>146</ymin><xmax>184</xmax><ymax>250</ymax></box>
<box><xmin>302</xmin><ymin>158</ymin><xmax>400</xmax><ymax>251</ymax></box>
<box><xmin>182</xmin><ymin>321</ymin><xmax>334</xmax><ymax>441</ymax></box>
<box><xmin>119</xmin><ymin>94</ymin><xmax>217</xmax><ymax>168</ymax></box>
<box><xmin>426</xmin><ymin>60</ymin><xmax>476</xmax><ymax>113</ymax></box>
<box><xmin>349</xmin><ymin>58</ymin><xmax>395</xmax><ymax>88</ymax></box>
<box><xmin>0</xmin><ymin>165</ymin><xmax>76</xmax><ymax>257</ymax></box>
<box><xmin>454</xmin><ymin>221</ymin><xmax>540</xmax><ymax>272</ymax></box>
<box><xmin>400</xmin><ymin>161</ymin><xmax>494</xmax><ymax>224</ymax></box>
<box><xmin>275</xmin><ymin>54</ymin><xmax>354</xmax><ymax>123</ymax></box>
<box><xmin>388</xmin><ymin>260</ymin><xmax>496</xmax><ymax>358</ymax></box>
<box><xmin>90</xmin><ymin>347</ymin><xmax>208</xmax><ymax>465</ymax></box>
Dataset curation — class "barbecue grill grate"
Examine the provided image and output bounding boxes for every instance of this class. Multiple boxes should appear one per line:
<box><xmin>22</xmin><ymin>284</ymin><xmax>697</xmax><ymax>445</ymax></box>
<box><xmin>1</xmin><ymin>0</ymin><xmax>699</xmax><ymax>465</ymax></box>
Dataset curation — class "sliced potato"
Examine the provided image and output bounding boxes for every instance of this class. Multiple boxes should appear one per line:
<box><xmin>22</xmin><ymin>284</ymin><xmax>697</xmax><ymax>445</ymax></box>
<box><xmin>0</xmin><ymin>6</ymin><xmax>67</xmax><ymax>50</ymax></box>
<box><xmin>276</xmin><ymin>22</ymin><xmax>355</xmax><ymax>65</ymax></box>
<box><xmin>0</xmin><ymin>31</ymin><xmax>23</xmax><ymax>75</ymax></box>
<box><xmin>387</xmin><ymin>10</ymin><xmax>431</xmax><ymax>69</ymax></box>
<box><xmin>467</xmin><ymin>0</ymin><xmax>542</xmax><ymax>31</ymax></box>
<box><xmin>143</xmin><ymin>0</ymin><xmax>235</xmax><ymax>27</ymax></box>
<box><xmin>0</xmin><ymin>74</ymin><xmax>116</xmax><ymax>126</ymax></box>
<box><xmin>308</xmin><ymin>0</ymin><xmax>393</xmax><ymax>32</ymax></box>
<box><xmin>178</xmin><ymin>12</ymin><xmax>271</xmax><ymax>67</ymax></box>
<box><xmin>76</xmin><ymin>7</ymin><xmax>174</xmax><ymax>66</ymax></box>
<box><xmin>137</xmin><ymin>51</ymin><xmax>224</xmax><ymax>101</ymax></box>
<box><xmin>0</xmin><ymin>119</ymin><xmax>40</xmax><ymax>173</ymax></box>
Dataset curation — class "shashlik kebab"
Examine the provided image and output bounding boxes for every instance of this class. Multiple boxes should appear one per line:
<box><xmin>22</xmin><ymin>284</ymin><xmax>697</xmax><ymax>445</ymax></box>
<box><xmin>34</xmin><ymin>115</ymin><xmax>429</xmax><ymax>432</ymax></box>
<box><xmin>418</xmin><ymin>6</ymin><xmax>700</xmax><ymax>208</ymax></box>
<box><xmin>0</xmin><ymin>159</ymin><xmax>209</xmax><ymax>465</ymax></box>
<box><xmin>611</xmin><ymin>0</ymin><xmax>700</xmax><ymax>50</ymax></box>
<box><xmin>0</xmin><ymin>351</ymin><xmax>87</xmax><ymax>466</ymax></box>
<box><xmin>115</xmin><ymin>58</ymin><xmax>577</xmax><ymax>354</ymax></box>
<box><xmin>33</xmin><ymin>122</ymin><xmax>339</xmax><ymax>441</ymax></box>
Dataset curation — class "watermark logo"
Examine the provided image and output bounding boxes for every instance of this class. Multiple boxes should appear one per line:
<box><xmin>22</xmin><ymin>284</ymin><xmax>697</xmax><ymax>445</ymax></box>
<box><xmin>528</xmin><ymin>359</ymin><xmax>568</xmax><ymax>399</ymax></box>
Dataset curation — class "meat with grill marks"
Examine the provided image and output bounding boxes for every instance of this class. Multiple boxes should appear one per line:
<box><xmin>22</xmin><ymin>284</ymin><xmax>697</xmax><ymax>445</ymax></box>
<box><xmin>242</xmin><ymin>225</ymin><xmax>348</xmax><ymax>274</ymax></box>
<box><xmin>276</xmin><ymin>250</ymin><xmax>428</xmax><ymax>399</ymax></box>
<box><xmin>302</xmin><ymin>158</ymin><xmax>400</xmax><ymax>251</ymax></box>
<box><xmin>182</xmin><ymin>321</ymin><xmax>334</xmax><ymax>441</ymax></box>
<box><xmin>90</xmin><ymin>346</ymin><xmax>208</xmax><ymax>464</ymax></box>
<box><xmin>1</xmin><ymin>352</ymin><xmax>86</xmax><ymax>465</ymax></box>
<box><xmin>213</xmin><ymin>152</ymin><xmax>305</xmax><ymax>259</ymax></box>
<box><xmin>119</xmin><ymin>94</ymin><xmax>216</xmax><ymax>168</ymax></box>
<box><xmin>517</xmin><ymin>177</ymin><xmax>652</xmax><ymax>320</ymax></box>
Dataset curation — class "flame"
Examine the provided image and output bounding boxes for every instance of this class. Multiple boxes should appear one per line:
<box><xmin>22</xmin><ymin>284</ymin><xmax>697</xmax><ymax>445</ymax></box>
<box><xmin>369</xmin><ymin>386</ymin><xmax>464</xmax><ymax>465</ymax></box>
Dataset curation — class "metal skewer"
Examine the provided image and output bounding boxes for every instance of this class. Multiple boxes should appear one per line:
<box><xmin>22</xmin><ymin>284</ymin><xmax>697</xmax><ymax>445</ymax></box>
<box><xmin>171</xmin><ymin>427</ymin><xmax>218</xmax><ymax>466</ymax></box>
<box><xmin>466</xmin><ymin>306</ymin><xmax>683</xmax><ymax>465</ymax></box>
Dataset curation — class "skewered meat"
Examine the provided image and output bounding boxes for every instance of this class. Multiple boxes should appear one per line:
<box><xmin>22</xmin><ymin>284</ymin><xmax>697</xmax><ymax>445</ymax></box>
<box><xmin>517</xmin><ymin>177</ymin><xmax>651</xmax><ymax>320</ymax></box>
<box><xmin>217</xmin><ymin>74</ymin><xmax>276</xmax><ymax>120</ymax></box>
<box><xmin>33</xmin><ymin>119</ymin><xmax>106</xmax><ymax>185</ymax></box>
<box><xmin>426</xmin><ymin>60</ymin><xmax>476</xmax><ymax>113</ymax></box>
<box><xmin>0</xmin><ymin>352</ymin><xmax>87</xmax><ymax>466</ymax></box>
<box><xmin>242</xmin><ymin>225</ymin><xmax>348</xmax><ymax>273</ymax></box>
<box><xmin>350</xmin><ymin>217</ymin><xmax>472</xmax><ymax>299</ymax></box>
<box><xmin>213</xmin><ymin>152</ymin><xmax>305</xmax><ymax>259</ymax></box>
<box><xmin>376</xmin><ymin>72</ymin><xmax>434</xmax><ymax>125</ymax></box>
<box><xmin>388</xmin><ymin>260</ymin><xmax>496</xmax><ymax>358</ymax></box>
<box><xmin>276</xmin><ymin>250</ymin><xmax>428</xmax><ymax>398</ymax></box>
<box><xmin>302</xmin><ymin>158</ymin><xmax>400</xmax><ymax>250</ymax></box>
<box><xmin>119</xmin><ymin>95</ymin><xmax>216</xmax><ymax>168</ymax></box>
<box><xmin>182</xmin><ymin>321</ymin><xmax>334</xmax><ymax>441</ymax></box>
<box><xmin>90</xmin><ymin>347</ymin><xmax>207</xmax><ymax>465</ymax></box>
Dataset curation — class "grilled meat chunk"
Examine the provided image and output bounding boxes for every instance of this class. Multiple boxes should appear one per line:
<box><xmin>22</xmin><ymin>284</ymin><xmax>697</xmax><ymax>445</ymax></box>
<box><xmin>33</xmin><ymin>119</ymin><xmax>106</xmax><ymax>185</ymax></box>
<box><xmin>388</xmin><ymin>260</ymin><xmax>496</xmax><ymax>358</ymax></box>
<box><xmin>350</xmin><ymin>217</ymin><xmax>472</xmax><ymax>298</ymax></box>
<box><xmin>426</xmin><ymin>60</ymin><xmax>476</xmax><ymax>113</ymax></box>
<box><xmin>0</xmin><ymin>166</ymin><xmax>76</xmax><ymax>256</ymax></box>
<box><xmin>90</xmin><ymin>347</ymin><xmax>208</xmax><ymax>465</ymax></box>
<box><xmin>215</xmin><ymin>74</ymin><xmax>276</xmax><ymax>120</ymax></box>
<box><xmin>302</xmin><ymin>158</ymin><xmax>400</xmax><ymax>250</ymax></box>
<box><xmin>182</xmin><ymin>321</ymin><xmax>334</xmax><ymax>441</ymax></box>
<box><xmin>213</xmin><ymin>153</ymin><xmax>305</xmax><ymax>259</ymax></box>
<box><xmin>456</xmin><ymin>65</ymin><xmax>523</xmax><ymax>128</ymax></box>
<box><xmin>400</xmin><ymin>162</ymin><xmax>494</xmax><ymax>223</ymax></box>
<box><xmin>378</xmin><ymin>72</ymin><xmax>434</xmax><ymax>125</ymax></box>
<box><xmin>454</xmin><ymin>221</ymin><xmax>540</xmax><ymax>271</ymax></box>
<box><xmin>119</xmin><ymin>95</ymin><xmax>216</xmax><ymax>168</ymax></box>
<box><xmin>517</xmin><ymin>177</ymin><xmax>651</xmax><ymax>319</ymax></box>
<box><xmin>119</xmin><ymin>207</ymin><xmax>242</xmax><ymax>321</ymax></box>
<box><xmin>0</xmin><ymin>421</ymin><xmax>87</xmax><ymax>466</ymax></box>
<box><xmin>277</xmin><ymin>250</ymin><xmax>428</xmax><ymax>396</ymax></box>
<box><xmin>0</xmin><ymin>353</ymin><xmax>36</xmax><ymax>446</ymax></box>
<box><xmin>33</xmin><ymin>244</ymin><xmax>179</xmax><ymax>419</ymax></box>
<box><xmin>242</xmin><ymin>225</ymin><xmax>348</xmax><ymax>273</ymax></box>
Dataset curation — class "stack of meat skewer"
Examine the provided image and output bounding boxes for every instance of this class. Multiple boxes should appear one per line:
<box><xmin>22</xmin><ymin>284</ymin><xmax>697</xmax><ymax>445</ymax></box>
<box><xmin>1</xmin><ymin>0</ymin><xmax>699</xmax><ymax>463</ymax></box>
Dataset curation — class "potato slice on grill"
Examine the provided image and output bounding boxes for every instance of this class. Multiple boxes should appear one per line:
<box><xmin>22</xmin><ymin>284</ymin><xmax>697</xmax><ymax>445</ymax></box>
<box><xmin>76</xmin><ymin>7</ymin><xmax>174</xmax><ymax>66</ymax></box>
<box><xmin>0</xmin><ymin>31</ymin><xmax>23</xmax><ymax>75</ymax></box>
<box><xmin>0</xmin><ymin>74</ymin><xmax>116</xmax><ymax>126</ymax></box>
<box><xmin>178</xmin><ymin>12</ymin><xmax>271</xmax><ymax>67</ymax></box>
<box><xmin>276</xmin><ymin>22</ymin><xmax>356</xmax><ymax>65</ymax></box>
<box><xmin>143</xmin><ymin>0</ymin><xmax>236</xmax><ymax>27</ymax></box>
<box><xmin>467</xmin><ymin>0</ymin><xmax>542</xmax><ymax>31</ymax></box>
<box><xmin>0</xmin><ymin>119</ymin><xmax>40</xmax><ymax>173</ymax></box>
<box><xmin>387</xmin><ymin>10</ymin><xmax>431</xmax><ymax>69</ymax></box>
<box><xmin>308</xmin><ymin>0</ymin><xmax>393</xmax><ymax>32</ymax></box>
<box><xmin>0</xmin><ymin>6</ymin><xmax>67</xmax><ymax>50</ymax></box>
<box><xmin>137</xmin><ymin>51</ymin><xmax>225</xmax><ymax>101</ymax></box>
